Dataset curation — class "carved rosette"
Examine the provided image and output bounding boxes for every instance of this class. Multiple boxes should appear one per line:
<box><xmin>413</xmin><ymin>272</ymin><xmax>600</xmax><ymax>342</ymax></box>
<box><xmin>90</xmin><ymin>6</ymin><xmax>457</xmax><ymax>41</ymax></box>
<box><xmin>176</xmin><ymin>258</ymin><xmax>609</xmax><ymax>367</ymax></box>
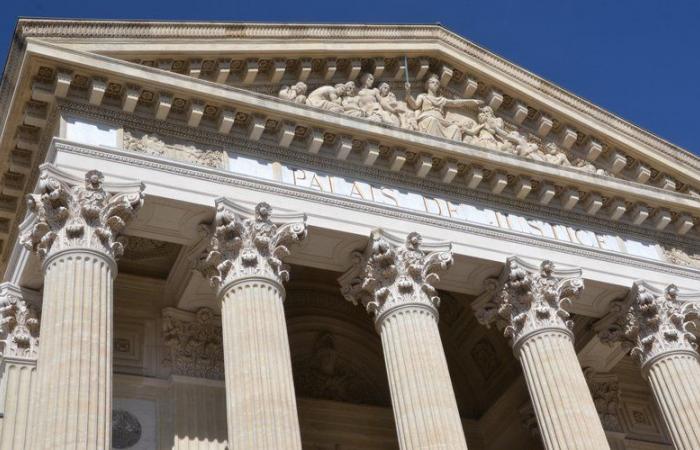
<box><xmin>598</xmin><ymin>282</ymin><xmax>698</xmax><ymax>369</ymax></box>
<box><xmin>473</xmin><ymin>257</ymin><xmax>584</xmax><ymax>349</ymax></box>
<box><xmin>0</xmin><ymin>286</ymin><xmax>39</xmax><ymax>360</ymax></box>
<box><xmin>199</xmin><ymin>199</ymin><xmax>307</xmax><ymax>291</ymax></box>
<box><xmin>19</xmin><ymin>166</ymin><xmax>145</xmax><ymax>261</ymax></box>
<box><xmin>339</xmin><ymin>230</ymin><xmax>453</xmax><ymax>323</ymax></box>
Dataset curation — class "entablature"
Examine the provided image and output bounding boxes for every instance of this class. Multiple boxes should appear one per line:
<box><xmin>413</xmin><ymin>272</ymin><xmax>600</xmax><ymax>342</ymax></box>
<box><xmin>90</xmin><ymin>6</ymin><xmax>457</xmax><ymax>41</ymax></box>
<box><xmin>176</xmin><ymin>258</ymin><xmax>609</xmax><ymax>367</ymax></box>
<box><xmin>1</xmin><ymin>23</ymin><xmax>700</xmax><ymax>276</ymax></box>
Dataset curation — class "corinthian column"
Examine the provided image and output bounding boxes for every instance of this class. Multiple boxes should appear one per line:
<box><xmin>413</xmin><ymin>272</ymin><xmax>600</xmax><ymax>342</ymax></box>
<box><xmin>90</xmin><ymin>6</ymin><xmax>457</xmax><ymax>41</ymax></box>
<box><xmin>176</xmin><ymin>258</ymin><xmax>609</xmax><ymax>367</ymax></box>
<box><xmin>19</xmin><ymin>166</ymin><xmax>144</xmax><ymax>450</ymax></box>
<box><xmin>473</xmin><ymin>257</ymin><xmax>609</xmax><ymax>450</ymax></box>
<box><xmin>199</xmin><ymin>199</ymin><xmax>306</xmax><ymax>450</ymax></box>
<box><xmin>597</xmin><ymin>282</ymin><xmax>700</xmax><ymax>450</ymax></box>
<box><xmin>0</xmin><ymin>283</ymin><xmax>40</xmax><ymax>450</ymax></box>
<box><xmin>339</xmin><ymin>230</ymin><xmax>468</xmax><ymax>450</ymax></box>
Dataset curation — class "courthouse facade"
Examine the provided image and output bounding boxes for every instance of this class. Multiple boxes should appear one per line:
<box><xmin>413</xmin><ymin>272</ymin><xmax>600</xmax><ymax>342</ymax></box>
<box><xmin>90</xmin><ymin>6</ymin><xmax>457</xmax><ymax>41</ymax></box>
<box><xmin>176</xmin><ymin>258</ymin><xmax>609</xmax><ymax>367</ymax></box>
<box><xmin>0</xmin><ymin>19</ymin><xmax>699</xmax><ymax>450</ymax></box>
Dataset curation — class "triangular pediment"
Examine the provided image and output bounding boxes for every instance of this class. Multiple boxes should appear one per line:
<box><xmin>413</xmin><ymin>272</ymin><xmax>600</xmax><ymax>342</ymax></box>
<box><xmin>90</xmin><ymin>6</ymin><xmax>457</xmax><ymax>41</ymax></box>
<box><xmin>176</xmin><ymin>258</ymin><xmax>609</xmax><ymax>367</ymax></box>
<box><xmin>1</xmin><ymin>20</ymin><xmax>700</xmax><ymax>276</ymax></box>
<box><xmin>41</xmin><ymin>22</ymin><xmax>694</xmax><ymax>197</ymax></box>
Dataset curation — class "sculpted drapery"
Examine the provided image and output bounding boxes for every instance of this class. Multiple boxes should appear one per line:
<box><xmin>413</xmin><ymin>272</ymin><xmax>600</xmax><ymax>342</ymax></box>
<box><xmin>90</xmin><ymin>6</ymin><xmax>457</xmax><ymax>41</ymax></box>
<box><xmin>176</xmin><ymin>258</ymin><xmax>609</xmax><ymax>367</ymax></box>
<box><xmin>279</xmin><ymin>71</ymin><xmax>610</xmax><ymax>176</ymax></box>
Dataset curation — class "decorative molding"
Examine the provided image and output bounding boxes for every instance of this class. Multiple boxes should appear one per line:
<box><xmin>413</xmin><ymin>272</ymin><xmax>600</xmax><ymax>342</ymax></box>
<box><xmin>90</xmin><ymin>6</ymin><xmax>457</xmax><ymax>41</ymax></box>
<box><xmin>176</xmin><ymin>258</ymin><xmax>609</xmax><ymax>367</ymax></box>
<box><xmin>50</xmin><ymin>139</ymin><xmax>700</xmax><ymax>279</ymax></box>
<box><xmin>198</xmin><ymin>199</ymin><xmax>307</xmax><ymax>290</ymax></box>
<box><xmin>596</xmin><ymin>282</ymin><xmax>699</xmax><ymax>369</ymax></box>
<box><xmin>472</xmin><ymin>257</ymin><xmax>584</xmax><ymax>348</ymax></box>
<box><xmin>339</xmin><ymin>229</ymin><xmax>452</xmax><ymax>324</ymax></box>
<box><xmin>19</xmin><ymin>165</ymin><xmax>144</xmax><ymax>261</ymax></box>
<box><xmin>162</xmin><ymin>307</ymin><xmax>223</xmax><ymax>380</ymax></box>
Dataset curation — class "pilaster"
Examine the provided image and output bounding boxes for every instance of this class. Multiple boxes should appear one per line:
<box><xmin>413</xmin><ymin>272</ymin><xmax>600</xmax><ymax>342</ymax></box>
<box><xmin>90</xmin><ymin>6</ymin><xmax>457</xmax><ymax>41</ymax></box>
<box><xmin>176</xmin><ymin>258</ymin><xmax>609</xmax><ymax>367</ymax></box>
<box><xmin>0</xmin><ymin>283</ymin><xmax>40</xmax><ymax>450</ymax></box>
<box><xmin>339</xmin><ymin>230</ymin><xmax>468</xmax><ymax>450</ymax></box>
<box><xmin>597</xmin><ymin>282</ymin><xmax>700</xmax><ymax>450</ymax></box>
<box><xmin>199</xmin><ymin>199</ymin><xmax>306</xmax><ymax>450</ymax></box>
<box><xmin>19</xmin><ymin>165</ymin><xmax>144</xmax><ymax>450</ymax></box>
<box><xmin>473</xmin><ymin>257</ymin><xmax>609</xmax><ymax>450</ymax></box>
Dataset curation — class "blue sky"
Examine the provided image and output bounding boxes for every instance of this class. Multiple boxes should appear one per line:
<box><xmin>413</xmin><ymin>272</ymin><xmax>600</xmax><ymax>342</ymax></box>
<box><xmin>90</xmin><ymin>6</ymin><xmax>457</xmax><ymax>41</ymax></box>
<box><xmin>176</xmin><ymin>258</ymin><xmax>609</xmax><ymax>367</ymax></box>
<box><xmin>1</xmin><ymin>0</ymin><xmax>699</xmax><ymax>154</ymax></box>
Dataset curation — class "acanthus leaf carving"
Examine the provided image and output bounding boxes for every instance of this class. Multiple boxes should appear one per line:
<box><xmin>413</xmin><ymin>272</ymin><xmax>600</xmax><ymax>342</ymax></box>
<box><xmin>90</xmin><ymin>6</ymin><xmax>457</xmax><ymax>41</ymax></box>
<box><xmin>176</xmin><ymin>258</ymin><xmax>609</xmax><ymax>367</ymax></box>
<box><xmin>19</xmin><ymin>167</ymin><xmax>145</xmax><ymax>260</ymax></box>
<box><xmin>472</xmin><ymin>257</ymin><xmax>584</xmax><ymax>348</ymax></box>
<box><xmin>198</xmin><ymin>200</ymin><xmax>307</xmax><ymax>290</ymax></box>
<box><xmin>339</xmin><ymin>230</ymin><xmax>453</xmax><ymax>321</ymax></box>
<box><xmin>597</xmin><ymin>282</ymin><xmax>698</xmax><ymax>368</ymax></box>
<box><xmin>162</xmin><ymin>307</ymin><xmax>223</xmax><ymax>380</ymax></box>
<box><xmin>0</xmin><ymin>286</ymin><xmax>39</xmax><ymax>360</ymax></box>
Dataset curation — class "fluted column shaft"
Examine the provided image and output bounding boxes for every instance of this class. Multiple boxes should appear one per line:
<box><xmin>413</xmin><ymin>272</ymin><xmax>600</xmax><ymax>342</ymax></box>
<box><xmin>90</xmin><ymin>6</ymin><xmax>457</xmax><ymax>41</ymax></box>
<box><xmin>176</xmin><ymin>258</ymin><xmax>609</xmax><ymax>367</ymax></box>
<box><xmin>645</xmin><ymin>353</ymin><xmax>700</xmax><ymax>449</ymax></box>
<box><xmin>200</xmin><ymin>199</ymin><xmax>307</xmax><ymax>450</ymax></box>
<box><xmin>0</xmin><ymin>358</ymin><xmax>37</xmax><ymax>450</ymax></box>
<box><xmin>474</xmin><ymin>258</ymin><xmax>609</xmax><ymax>450</ymax></box>
<box><xmin>220</xmin><ymin>277</ymin><xmax>301</xmax><ymax>450</ymax></box>
<box><xmin>379</xmin><ymin>306</ymin><xmax>467</xmax><ymax>450</ymax></box>
<box><xmin>340</xmin><ymin>230</ymin><xmax>468</xmax><ymax>450</ymax></box>
<box><xmin>517</xmin><ymin>330</ymin><xmax>610</xmax><ymax>450</ymax></box>
<box><xmin>32</xmin><ymin>250</ymin><xmax>115</xmax><ymax>449</ymax></box>
<box><xmin>597</xmin><ymin>282</ymin><xmax>700</xmax><ymax>450</ymax></box>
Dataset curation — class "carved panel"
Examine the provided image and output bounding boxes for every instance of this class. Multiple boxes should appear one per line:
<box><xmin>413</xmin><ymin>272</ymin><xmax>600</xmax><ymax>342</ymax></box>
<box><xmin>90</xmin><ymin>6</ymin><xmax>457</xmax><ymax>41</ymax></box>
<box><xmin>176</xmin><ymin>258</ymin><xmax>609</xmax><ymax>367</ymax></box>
<box><xmin>123</xmin><ymin>129</ymin><xmax>226</xmax><ymax>169</ymax></box>
<box><xmin>162</xmin><ymin>307</ymin><xmax>224</xmax><ymax>380</ymax></box>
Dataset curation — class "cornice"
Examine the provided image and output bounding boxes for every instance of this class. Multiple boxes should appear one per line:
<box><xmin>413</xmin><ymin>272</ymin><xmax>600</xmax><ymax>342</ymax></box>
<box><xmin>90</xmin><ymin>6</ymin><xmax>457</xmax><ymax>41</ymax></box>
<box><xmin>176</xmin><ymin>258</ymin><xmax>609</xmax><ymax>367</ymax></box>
<box><xmin>12</xmin><ymin>19</ymin><xmax>700</xmax><ymax>173</ymax></box>
<box><xmin>18</xmin><ymin>42</ymin><xmax>700</xmax><ymax>219</ymax></box>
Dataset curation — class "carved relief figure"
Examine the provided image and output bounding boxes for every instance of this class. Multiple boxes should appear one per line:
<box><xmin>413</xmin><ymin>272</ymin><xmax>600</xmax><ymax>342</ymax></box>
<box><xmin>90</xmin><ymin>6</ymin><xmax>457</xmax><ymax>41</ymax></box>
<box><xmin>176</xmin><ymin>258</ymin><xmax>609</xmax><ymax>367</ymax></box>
<box><xmin>278</xmin><ymin>82</ymin><xmax>308</xmax><ymax>104</ymax></box>
<box><xmin>664</xmin><ymin>247</ymin><xmax>700</xmax><ymax>268</ymax></box>
<box><xmin>306</xmin><ymin>83</ymin><xmax>351</xmax><ymax>113</ymax></box>
<box><xmin>272</xmin><ymin>71</ymin><xmax>621</xmax><ymax>178</ymax></box>
<box><xmin>378</xmin><ymin>82</ymin><xmax>416</xmax><ymax>129</ymax></box>
<box><xmin>404</xmin><ymin>74</ymin><xmax>483</xmax><ymax>141</ymax></box>
<box><xmin>123</xmin><ymin>130</ymin><xmax>225</xmax><ymax>169</ymax></box>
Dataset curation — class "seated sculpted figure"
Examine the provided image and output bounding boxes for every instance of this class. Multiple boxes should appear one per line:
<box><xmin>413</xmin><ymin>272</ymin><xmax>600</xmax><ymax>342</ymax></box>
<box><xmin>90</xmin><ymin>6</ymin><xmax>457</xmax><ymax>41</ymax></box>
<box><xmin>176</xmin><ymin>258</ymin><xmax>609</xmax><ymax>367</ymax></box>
<box><xmin>462</xmin><ymin>106</ymin><xmax>514</xmax><ymax>151</ymax></box>
<box><xmin>542</xmin><ymin>142</ymin><xmax>572</xmax><ymax>167</ymax></box>
<box><xmin>306</xmin><ymin>83</ymin><xmax>352</xmax><ymax>114</ymax></box>
<box><xmin>404</xmin><ymin>73</ymin><xmax>483</xmax><ymax>141</ymax></box>
<box><xmin>571</xmin><ymin>157</ymin><xmax>609</xmax><ymax>176</ymax></box>
<box><xmin>355</xmin><ymin>73</ymin><xmax>386</xmax><ymax>122</ymax></box>
<box><xmin>377</xmin><ymin>82</ymin><xmax>417</xmax><ymax>129</ymax></box>
<box><xmin>341</xmin><ymin>81</ymin><xmax>365</xmax><ymax>118</ymax></box>
<box><xmin>278</xmin><ymin>82</ymin><xmax>308</xmax><ymax>104</ymax></box>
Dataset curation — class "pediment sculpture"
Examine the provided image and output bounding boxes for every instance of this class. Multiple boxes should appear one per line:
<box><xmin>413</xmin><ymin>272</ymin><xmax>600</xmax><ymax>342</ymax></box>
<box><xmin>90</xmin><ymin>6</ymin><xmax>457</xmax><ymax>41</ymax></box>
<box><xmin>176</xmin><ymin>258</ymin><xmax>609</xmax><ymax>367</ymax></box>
<box><xmin>280</xmin><ymin>73</ymin><xmax>610</xmax><ymax>177</ymax></box>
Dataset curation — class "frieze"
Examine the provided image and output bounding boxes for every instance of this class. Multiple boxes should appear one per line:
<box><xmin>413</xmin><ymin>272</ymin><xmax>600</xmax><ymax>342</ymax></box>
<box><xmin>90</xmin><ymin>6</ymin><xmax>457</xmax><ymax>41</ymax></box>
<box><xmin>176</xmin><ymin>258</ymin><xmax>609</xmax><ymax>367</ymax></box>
<box><xmin>123</xmin><ymin>129</ymin><xmax>225</xmax><ymax>169</ymax></box>
<box><xmin>162</xmin><ymin>307</ymin><xmax>224</xmax><ymax>380</ymax></box>
<box><xmin>57</xmin><ymin>101</ymin><xmax>700</xmax><ymax>252</ymax></box>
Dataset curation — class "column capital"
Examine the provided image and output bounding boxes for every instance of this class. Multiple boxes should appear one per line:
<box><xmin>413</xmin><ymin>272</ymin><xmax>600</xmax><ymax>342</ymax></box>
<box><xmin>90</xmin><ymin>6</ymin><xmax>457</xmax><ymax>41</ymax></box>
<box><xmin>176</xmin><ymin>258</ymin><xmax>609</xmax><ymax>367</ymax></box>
<box><xmin>473</xmin><ymin>257</ymin><xmax>584</xmax><ymax>349</ymax></box>
<box><xmin>19</xmin><ymin>164</ymin><xmax>145</xmax><ymax>262</ymax></box>
<box><xmin>199</xmin><ymin>199</ymin><xmax>307</xmax><ymax>292</ymax></box>
<box><xmin>339</xmin><ymin>229</ymin><xmax>453</xmax><ymax>323</ymax></box>
<box><xmin>597</xmin><ymin>282</ymin><xmax>698</xmax><ymax>369</ymax></box>
<box><xmin>0</xmin><ymin>283</ymin><xmax>40</xmax><ymax>360</ymax></box>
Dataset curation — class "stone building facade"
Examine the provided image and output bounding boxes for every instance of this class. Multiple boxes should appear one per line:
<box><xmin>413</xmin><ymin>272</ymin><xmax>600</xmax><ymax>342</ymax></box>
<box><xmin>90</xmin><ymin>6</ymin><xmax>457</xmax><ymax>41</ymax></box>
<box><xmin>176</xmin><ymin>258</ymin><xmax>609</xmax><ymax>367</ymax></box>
<box><xmin>0</xmin><ymin>19</ymin><xmax>698</xmax><ymax>449</ymax></box>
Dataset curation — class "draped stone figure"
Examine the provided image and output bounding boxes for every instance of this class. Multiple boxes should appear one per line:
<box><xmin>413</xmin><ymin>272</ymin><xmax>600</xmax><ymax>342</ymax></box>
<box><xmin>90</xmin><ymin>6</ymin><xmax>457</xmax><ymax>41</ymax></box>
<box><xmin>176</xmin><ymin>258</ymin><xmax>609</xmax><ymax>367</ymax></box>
<box><xmin>378</xmin><ymin>81</ymin><xmax>417</xmax><ymax>129</ymax></box>
<box><xmin>404</xmin><ymin>73</ymin><xmax>483</xmax><ymax>141</ymax></box>
<box><xmin>278</xmin><ymin>82</ymin><xmax>308</xmax><ymax>104</ymax></box>
<box><xmin>306</xmin><ymin>83</ymin><xmax>352</xmax><ymax>113</ymax></box>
